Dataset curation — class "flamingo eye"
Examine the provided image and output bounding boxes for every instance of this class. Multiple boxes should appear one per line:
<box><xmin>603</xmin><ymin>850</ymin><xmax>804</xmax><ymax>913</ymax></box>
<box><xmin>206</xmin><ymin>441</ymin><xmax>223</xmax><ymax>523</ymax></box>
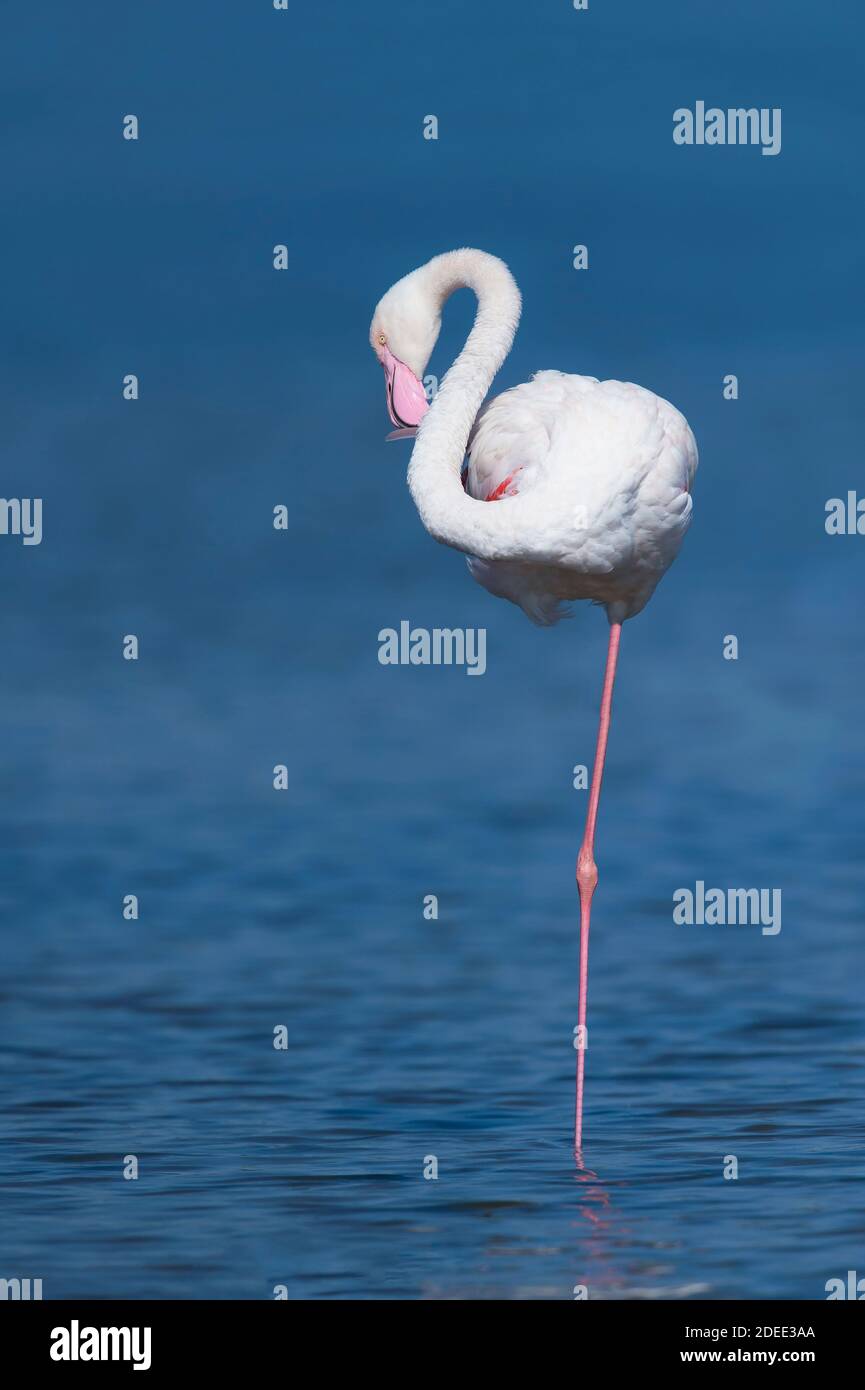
<box><xmin>378</xmin><ymin>333</ymin><xmax>387</xmax><ymax>345</ymax></box>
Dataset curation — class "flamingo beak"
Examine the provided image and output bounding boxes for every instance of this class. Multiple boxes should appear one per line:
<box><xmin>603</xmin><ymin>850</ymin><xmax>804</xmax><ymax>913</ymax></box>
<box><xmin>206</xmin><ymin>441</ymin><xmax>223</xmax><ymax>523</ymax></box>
<box><xmin>381</xmin><ymin>346</ymin><xmax>428</xmax><ymax>440</ymax></box>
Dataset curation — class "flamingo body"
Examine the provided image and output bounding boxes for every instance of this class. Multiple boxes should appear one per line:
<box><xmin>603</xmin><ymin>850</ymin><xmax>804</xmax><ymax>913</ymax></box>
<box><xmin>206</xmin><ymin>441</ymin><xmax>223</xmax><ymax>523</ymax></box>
<box><xmin>464</xmin><ymin>370</ymin><xmax>697</xmax><ymax>624</ymax></box>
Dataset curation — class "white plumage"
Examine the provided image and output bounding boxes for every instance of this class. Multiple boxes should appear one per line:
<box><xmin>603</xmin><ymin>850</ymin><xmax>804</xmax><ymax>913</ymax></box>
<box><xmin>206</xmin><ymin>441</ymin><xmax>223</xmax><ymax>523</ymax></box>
<box><xmin>464</xmin><ymin>370</ymin><xmax>697</xmax><ymax>624</ymax></box>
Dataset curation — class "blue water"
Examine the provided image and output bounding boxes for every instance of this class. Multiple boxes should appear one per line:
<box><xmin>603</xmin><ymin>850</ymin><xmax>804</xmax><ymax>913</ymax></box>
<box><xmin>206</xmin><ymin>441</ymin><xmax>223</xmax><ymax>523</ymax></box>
<box><xmin>1</xmin><ymin>1</ymin><xmax>863</xmax><ymax>1299</ymax></box>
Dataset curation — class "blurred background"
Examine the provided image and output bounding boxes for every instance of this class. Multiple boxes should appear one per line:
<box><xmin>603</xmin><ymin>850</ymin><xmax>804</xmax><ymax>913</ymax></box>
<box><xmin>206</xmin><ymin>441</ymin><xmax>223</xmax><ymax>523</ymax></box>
<box><xmin>0</xmin><ymin>0</ymin><xmax>863</xmax><ymax>1298</ymax></box>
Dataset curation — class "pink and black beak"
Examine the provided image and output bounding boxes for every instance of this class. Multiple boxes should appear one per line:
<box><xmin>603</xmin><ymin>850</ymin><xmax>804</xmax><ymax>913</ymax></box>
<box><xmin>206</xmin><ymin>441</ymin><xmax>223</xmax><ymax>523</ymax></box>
<box><xmin>381</xmin><ymin>346</ymin><xmax>429</xmax><ymax>440</ymax></box>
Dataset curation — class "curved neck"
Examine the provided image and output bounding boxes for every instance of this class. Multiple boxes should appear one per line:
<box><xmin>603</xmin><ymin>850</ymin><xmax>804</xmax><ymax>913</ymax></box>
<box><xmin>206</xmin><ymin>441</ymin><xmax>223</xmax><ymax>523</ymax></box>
<box><xmin>407</xmin><ymin>250</ymin><xmax>522</xmax><ymax>560</ymax></box>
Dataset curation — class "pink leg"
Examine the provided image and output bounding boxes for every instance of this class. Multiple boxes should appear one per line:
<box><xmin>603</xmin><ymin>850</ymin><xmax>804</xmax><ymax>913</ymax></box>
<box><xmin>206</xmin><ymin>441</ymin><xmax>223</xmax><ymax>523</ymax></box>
<box><xmin>575</xmin><ymin>621</ymin><xmax>622</xmax><ymax>1156</ymax></box>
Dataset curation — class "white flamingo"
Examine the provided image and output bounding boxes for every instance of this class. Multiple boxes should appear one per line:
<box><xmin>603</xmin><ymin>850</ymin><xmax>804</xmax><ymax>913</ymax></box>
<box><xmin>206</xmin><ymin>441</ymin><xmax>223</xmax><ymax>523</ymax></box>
<box><xmin>370</xmin><ymin>249</ymin><xmax>698</xmax><ymax>1153</ymax></box>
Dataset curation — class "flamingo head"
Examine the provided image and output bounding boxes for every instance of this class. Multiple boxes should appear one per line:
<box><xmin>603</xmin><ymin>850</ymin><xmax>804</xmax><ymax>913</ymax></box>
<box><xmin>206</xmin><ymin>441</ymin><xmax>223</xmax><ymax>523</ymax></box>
<box><xmin>370</xmin><ymin>270</ymin><xmax>441</xmax><ymax>438</ymax></box>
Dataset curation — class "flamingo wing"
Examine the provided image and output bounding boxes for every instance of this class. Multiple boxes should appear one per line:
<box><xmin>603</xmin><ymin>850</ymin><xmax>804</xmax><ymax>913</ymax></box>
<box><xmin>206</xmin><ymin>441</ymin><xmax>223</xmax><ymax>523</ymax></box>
<box><xmin>465</xmin><ymin>372</ymin><xmax>576</xmax><ymax>502</ymax></box>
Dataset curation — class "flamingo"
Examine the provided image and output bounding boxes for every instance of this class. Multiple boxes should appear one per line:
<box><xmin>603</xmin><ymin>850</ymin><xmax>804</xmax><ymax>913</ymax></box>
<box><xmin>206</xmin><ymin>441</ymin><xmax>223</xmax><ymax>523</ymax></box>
<box><xmin>370</xmin><ymin>249</ymin><xmax>698</xmax><ymax>1154</ymax></box>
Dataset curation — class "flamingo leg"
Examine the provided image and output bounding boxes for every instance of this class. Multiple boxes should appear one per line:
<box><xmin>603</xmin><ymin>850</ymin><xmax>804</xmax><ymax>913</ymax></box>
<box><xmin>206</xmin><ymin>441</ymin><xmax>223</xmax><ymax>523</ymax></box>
<box><xmin>575</xmin><ymin>620</ymin><xmax>622</xmax><ymax>1156</ymax></box>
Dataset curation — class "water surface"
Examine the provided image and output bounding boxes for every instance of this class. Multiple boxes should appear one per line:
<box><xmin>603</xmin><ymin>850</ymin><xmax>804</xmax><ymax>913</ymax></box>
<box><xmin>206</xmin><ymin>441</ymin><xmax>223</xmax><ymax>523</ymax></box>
<box><xmin>1</xmin><ymin>0</ymin><xmax>863</xmax><ymax>1299</ymax></box>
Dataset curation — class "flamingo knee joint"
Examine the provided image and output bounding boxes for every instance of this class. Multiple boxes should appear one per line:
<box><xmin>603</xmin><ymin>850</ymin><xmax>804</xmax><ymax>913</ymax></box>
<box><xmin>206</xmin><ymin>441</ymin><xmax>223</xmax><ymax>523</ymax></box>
<box><xmin>576</xmin><ymin>849</ymin><xmax>598</xmax><ymax>897</ymax></box>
